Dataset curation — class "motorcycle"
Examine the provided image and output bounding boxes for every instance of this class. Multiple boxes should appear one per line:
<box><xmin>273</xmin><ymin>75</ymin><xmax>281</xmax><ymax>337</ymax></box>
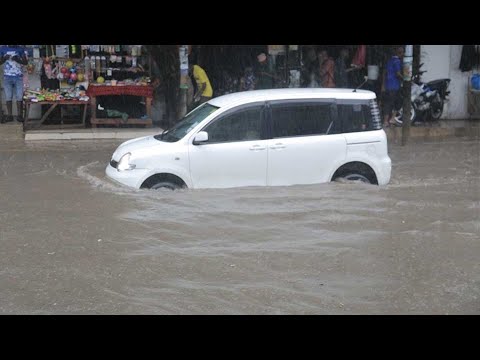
<box><xmin>395</xmin><ymin>64</ymin><xmax>451</xmax><ymax>125</ymax></box>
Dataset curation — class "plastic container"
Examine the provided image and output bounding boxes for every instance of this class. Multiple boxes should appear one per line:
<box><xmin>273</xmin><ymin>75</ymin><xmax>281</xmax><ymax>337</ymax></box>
<box><xmin>368</xmin><ymin>65</ymin><xmax>379</xmax><ymax>81</ymax></box>
<box><xmin>84</xmin><ymin>56</ymin><xmax>90</xmax><ymax>81</ymax></box>
<box><xmin>471</xmin><ymin>74</ymin><xmax>480</xmax><ymax>90</ymax></box>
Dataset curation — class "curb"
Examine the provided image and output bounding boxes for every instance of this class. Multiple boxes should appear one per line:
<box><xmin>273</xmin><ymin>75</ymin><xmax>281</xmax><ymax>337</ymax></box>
<box><xmin>4</xmin><ymin>122</ymin><xmax>480</xmax><ymax>142</ymax></box>
<box><xmin>24</xmin><ymin>128</ymin><xmax>163</xmax><ymax>141</ymax></box>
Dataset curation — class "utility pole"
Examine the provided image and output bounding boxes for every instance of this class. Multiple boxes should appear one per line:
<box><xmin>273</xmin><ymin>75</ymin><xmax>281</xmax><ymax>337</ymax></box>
<box><xmin>178</xmin><ymin>45</ymin><xmax>189</xmax><ymax>120</ymax></box>
<box><xmin>402</xmin><ymin>45</ymin><xmax>413</xmax><ymax>146</ymax></box>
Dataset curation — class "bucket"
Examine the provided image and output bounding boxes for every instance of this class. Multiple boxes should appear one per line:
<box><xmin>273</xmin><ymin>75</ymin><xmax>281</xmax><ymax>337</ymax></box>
<box><xmin>368</xmin><ymin>65</ymin><xmax>379</xmax><ymax>81</ymax></box>
<box><xmin>472</xmin><ymin>74</ymin><xmax>480</xmax><ymax>90</ymax></box>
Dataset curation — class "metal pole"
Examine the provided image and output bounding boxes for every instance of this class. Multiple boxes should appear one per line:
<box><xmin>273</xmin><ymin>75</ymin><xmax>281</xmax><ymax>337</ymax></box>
<box><xmin>402</xmin><ymin>45</ymin><xmax>413</xmax><ymax>146</ymax></box>
<box><xmin>178</xmin><ymin>45</ymin><xmax>189</xmax><ymax>120</ymax></box>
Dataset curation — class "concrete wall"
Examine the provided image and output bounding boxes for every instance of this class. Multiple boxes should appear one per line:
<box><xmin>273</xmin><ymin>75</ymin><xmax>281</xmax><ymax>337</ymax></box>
<box><xmin>420</xmin><ymin>45</ymin><xmax>451</xmax><ymax>82</ymax></box>
<box><xmin>420</xmin><ymin>45</ymin><xmax>476</xmax><ymax>119</ymax></box>
<box><xmin>447</xmin><ymin>45</ymin><xmax>471</xmax><ymax>119</ymax></box>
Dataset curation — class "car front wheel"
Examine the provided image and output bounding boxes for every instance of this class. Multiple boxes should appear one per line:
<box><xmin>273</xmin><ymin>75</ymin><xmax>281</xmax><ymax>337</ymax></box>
<box><xmin>150</xmin><ymin>181</ymin><xmax>180</xmax><ymax>191</ymax></box>
<box><xmin>334</xmin><ymin>173</ymin><xmax>372</xmax><ymax>184</ymax></box>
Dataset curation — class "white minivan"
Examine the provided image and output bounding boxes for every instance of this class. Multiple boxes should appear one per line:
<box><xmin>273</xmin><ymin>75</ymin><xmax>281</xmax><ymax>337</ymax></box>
<box><xmin>106</xmin><ymin>88</ymin><xmax>391</xmax><ymax>190</ymax></box>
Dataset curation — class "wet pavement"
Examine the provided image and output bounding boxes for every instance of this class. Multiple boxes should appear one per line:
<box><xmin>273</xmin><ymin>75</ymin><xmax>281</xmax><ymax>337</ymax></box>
<box><xmin>0</xmin><ymin>137</ymin><xmax>479</xmax><ymax>314</ymax></box>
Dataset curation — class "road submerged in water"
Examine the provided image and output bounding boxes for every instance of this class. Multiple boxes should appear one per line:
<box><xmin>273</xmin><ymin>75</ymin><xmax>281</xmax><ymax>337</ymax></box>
<box><xmin>0</xmin><ymin>137</ymin><xmax>478</xmax><ymax>314</ymax></box>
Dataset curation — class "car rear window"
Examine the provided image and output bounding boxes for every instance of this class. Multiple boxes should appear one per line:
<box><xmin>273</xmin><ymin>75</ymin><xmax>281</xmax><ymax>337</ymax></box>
<box><xmin>336</xmin><ymin>99</ymin><xmax>382</xmax><ymax>132</ymax></box>
<box><xmin>271</xmin><ymin>102</ymin><xmax>334</xmax><ymax>138</ymax></box>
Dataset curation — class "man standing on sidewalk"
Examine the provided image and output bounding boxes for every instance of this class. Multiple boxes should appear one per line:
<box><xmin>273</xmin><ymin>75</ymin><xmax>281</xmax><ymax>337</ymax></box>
<box><xmin>0</xmin><ymin>45</ymin><xmax>28</xmax><ymax>123</ymax></box>
<box><xmin>382</xmin><ymin>46</ymin><xmax>404</xmax><ymax>127</ymax></box>
<box><xmin>189</xmin><ymin>62</ymin><xmax>213</xmax><ymax>107</ymax></box>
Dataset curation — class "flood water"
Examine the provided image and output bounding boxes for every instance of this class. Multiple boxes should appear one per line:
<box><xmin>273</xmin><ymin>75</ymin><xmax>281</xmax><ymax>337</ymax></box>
<box><xmin>0</xmin><ymin>136</ymin><xmax>479</xmax><ymax>314</ymax></box>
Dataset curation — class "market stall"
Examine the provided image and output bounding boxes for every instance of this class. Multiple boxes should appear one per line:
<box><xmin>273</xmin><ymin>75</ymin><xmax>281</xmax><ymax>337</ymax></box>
<box><xmin>87</xmin><ymin>82</ymin><xmax>153</xmax><ymax>127</ymax></box>
<box><xmin>23</xmin><ymin>88</ymin><xmax>89</xmax><ymax>130</ymax></box>
<box><xmin>83</xmin><ymin>45</ymin><xmax>153</xmax><ymax>127</ymax></box>
<box><xmin>22</xmin><ymin>45</ymin><xmax>154</xmax><ymax>128</ymax></box>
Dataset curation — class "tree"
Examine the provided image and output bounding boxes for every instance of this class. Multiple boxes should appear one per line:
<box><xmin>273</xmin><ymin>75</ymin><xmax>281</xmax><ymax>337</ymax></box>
<box><xmin>144</xmin><ymin>45</ymin><xmax>180</xmax><ymax>129</ymax></box>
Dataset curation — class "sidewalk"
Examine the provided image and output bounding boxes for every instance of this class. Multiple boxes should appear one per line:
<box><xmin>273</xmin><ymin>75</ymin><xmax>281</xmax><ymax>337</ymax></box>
<box><xmin>23</xmin><ymin>126</ymin><xmax>163</xmax><ymax>141</ymax></box>
<box><xmin>385</xmin><ymin>119</ymin><xmax>480</xmax><ymax>143</ymax></box>
<box><xmin>0</xmin><ymin>121</ymin><xmax>24</xmax><ymax>141</ymax></box>
<box><xmin>2</xmin><ymin>119</ymin><xmax>479</xmax><ymax>142</ymax></box>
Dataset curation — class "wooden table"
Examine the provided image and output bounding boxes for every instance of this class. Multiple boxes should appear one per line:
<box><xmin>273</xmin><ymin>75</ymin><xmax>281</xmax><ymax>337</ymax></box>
<box><xmin>24</xmin><ymin>100</ymin><xmax>89</xmax><ymax>130</ymax></box>
<box><xmin>87</xmin><ymin>85</ymin><xmax>153</xmax><ymax>128</ymax></box>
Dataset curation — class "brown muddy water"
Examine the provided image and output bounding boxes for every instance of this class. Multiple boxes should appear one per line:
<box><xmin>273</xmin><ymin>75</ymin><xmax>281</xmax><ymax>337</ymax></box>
<box><xmin>0</xmin><ymin>137</ymin><xmax>479</xmax><ymax>314</ymax></box>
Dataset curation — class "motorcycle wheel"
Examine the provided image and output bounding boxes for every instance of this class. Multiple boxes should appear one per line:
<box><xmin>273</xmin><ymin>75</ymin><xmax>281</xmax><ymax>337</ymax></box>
<box><xmin>394</xmin><ymin>104</ymin><xmax>416</xmax><ymax>125</ymax></box>
<box><xmin>430</xmin><ymin>96</ymin><xmax>444</xmax><ymax>120</ymax></box>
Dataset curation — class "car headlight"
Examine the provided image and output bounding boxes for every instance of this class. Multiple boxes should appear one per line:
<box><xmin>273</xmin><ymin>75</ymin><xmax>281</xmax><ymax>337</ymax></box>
<box><xmin>117</xmin><ymin>152</ymin><xmax>136</xmax><ymax>172</ymax></box>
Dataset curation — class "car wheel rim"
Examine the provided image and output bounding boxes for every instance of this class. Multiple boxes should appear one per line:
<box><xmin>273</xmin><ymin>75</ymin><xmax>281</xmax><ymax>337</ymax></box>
<box><xmin>431</xmin><ymin>104</ymin><xmax>442</xmax><ymax>119</ymax></box>
<box><xmin>343</xmin><ymin>174</ymin><xmax>371</xmax><ymax>184</ymax></box>
<box><xmin>151</xmin><ymin>183</ymin><xmax>175</xmax><ymax>190</ymax></box>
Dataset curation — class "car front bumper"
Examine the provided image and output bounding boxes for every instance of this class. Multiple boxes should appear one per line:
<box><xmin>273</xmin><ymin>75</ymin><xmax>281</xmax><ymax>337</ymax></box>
<box><xmin>376</xmin><ymin>156</ymin><xmax>392</xmax><ymax>185</ymax></box>
<box><xmin>105</xmin><ymin>164</ymin><xmax>150</xmax><ymax>189</ymax></box>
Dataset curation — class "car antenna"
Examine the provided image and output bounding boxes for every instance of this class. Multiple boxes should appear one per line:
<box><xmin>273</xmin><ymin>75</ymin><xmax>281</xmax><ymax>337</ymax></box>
<box><xmin>353</xmin><ymin>76</ymin><xmax>369</xmax><ymax>92</ymax></box>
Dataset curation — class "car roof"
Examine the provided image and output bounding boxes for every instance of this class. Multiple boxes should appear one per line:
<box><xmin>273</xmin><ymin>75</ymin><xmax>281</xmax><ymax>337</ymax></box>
<box><xmin>208</xmin><ymin>88</ymin><xmax>376</xmax><ymax>108</ymax></box>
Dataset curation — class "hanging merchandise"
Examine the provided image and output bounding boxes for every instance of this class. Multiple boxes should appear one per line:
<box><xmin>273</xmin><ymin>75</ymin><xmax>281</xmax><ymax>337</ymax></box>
<box><xmin>70</xmin><ymin>45</ymin><xmax>77</xmax><ymax>57</ymax></box>
<box><xmin>459</xmin><ymin>45</ymin><xmax>476</xmax><ymax>72</ymax></box>
<box><xmin>56</xmin><ymin>45</ymin><xmax>69</xmax><ymax>58</ymax></box>
<box><xmin>100</xmin><ymin>56</ymin><xmax>107</xmax><ymax>78</ymax></box>
<box><xmin>352</xmin><ymin>45</ymin><xmax>366</xmax><ymax>68</ymax></box>
<box><xmin>35</xmin><ymin>44</ymin><xmax>152</xmax><ymax>88</ymax></box>
<box><xmin>90</xmin><ymin>55</ymin><xmax>96</xmax><ymax>73</ymax></box>
<box><xmin>84</xmin><ymin>55</ymin><xmax>90</xmax><ymax>81</ymax></box>
<box><xmin>95</xmin><ymin>56</ymin><xmax>101</xmax><ymax>77</ymax></box>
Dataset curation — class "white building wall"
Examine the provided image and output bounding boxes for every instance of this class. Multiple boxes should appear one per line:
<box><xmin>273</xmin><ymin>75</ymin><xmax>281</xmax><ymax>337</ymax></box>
<box><xmin>447</xmin><ymin>45</ymin><xmax>471</xmax><ymax>119</ymax></box>
<box><xmin>420</xmin><ymin>45</ymin><xmax>451</xmax><ymax>82</ymax></box>
<box><xmin>421</xmin><ymin>44</ymin><xmax>474</xmax><ymax>119</ymax></box>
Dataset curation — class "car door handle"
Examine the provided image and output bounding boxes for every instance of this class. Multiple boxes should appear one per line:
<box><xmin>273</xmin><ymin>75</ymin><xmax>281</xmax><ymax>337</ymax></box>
<box><xmin>249</xmin><ymin>145</ymin><xmax>266</xmax><ymax>151</ymax></box>
<box><xmin>270</xmin><ymin>143</ymin><xmax>286</xmax><ymax>150</ymax></box>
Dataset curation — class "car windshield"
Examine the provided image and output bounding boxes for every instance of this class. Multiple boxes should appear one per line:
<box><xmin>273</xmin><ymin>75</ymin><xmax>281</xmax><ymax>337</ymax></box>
<box><xmin>155</xmin><ymin>103</ymin><xmax>219</xmax><ymax>143</ymax></box>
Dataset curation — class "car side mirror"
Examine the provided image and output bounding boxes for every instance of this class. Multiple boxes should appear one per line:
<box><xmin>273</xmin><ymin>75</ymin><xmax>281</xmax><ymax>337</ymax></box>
<box><xmin>193</xmin><ymin>131</ymin><xmax>209</xmax><ymax>145</ymax></box>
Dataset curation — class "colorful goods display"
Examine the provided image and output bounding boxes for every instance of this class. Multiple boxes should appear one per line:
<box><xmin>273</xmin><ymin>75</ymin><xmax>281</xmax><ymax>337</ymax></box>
<box><xmin>24</xmin><ymin>88</ymin><xmax>89</xmax><ymax>102</ymax></box>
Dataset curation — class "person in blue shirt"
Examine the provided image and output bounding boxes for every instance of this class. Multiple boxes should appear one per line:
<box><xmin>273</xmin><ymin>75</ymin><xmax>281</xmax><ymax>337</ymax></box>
<box><xmin>0</xmin><ymin>45</ymin><xmax>28</xmax><ymax>123</ymax></box>
<box><xmin>382</xmin><ymin>46</ymin><xmax>404</xmax><ymax>127</ymax></box>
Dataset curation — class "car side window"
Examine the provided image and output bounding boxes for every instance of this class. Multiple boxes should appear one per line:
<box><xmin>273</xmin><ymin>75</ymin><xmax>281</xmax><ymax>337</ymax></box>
<box><xmin>337</xmin><ymin>103</ymin><xmax>372</xmax><ymax>133</ymax></box>
<box><xmin>204</xmin><ymin>106</ymin><xmax>263</xmax><ymax>144</ymax></box>
<box><xmin>271</xmin><ymin>102</ymin><xmax>335</xmax><ymax>138</ymax></box>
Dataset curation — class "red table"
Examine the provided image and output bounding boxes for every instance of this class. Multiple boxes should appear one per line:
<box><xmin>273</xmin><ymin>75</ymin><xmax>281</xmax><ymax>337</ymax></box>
<box><xmin>86</xmin><ymin>85</ymin><xmax>154</xmax><ymax>127</ymax></box>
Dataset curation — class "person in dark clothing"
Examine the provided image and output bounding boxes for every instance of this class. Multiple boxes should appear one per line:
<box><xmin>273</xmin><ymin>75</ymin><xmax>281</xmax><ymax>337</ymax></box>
<box><xmin>335</xmin><ymin>48</ymin><xmax>356</xmax><ymax>88</ymax></box>
<box><xmin>302</xmin><ymin>46</ymin><xmax>319</xmax><ymax>87</ymax></box>
<box><xmin>254</xmin><ymin>53</ymin><xmax>275</xmax><ymax>89</ymax></box>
